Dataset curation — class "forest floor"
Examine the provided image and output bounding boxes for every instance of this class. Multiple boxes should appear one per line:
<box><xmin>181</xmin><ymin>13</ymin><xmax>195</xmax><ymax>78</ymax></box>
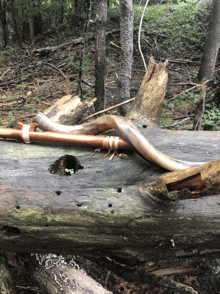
<box><xmin>1</xmin><ymin>11</ymin><xmax>220</xmax><ymax>294</ymax></box>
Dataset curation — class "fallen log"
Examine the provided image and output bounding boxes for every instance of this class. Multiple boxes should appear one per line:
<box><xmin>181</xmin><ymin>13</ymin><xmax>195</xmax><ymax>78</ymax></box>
<box><xmin>1</xmin><ymin>56</ymin><xmax>220</xmax><ymax>268</ymax></box>
<box><xmin>0</xmin><ymin>123</ymin><xmax>220</xmax><ymax>262</ymax></box>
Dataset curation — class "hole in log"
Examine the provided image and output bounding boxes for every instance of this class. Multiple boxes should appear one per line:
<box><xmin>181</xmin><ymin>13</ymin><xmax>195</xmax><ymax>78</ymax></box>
<box><xmin>117</xmin><ymin>187</ymin><xmax>122</xmax><ymax>193</ymax></box>
<box><xmin>166</xmin><ymin>173</ymin><xmax>205</xmax><ymax>192</ymax></box>
<box><xmin>77</xmin><ymin>203</ymin><xmax>82</xmax><ymax>207</ymax></box>
<box><xmin>142</xmin><ymin>124</ymin><xmax>148</xmax><ymax>128</ymax></box>
<box><xmin>49</xmin><ymin>155</ymin><xmax>84</xmax><ymax>176</ymax></box>
<box><xmin>2</xmin><ymin>226</ymin><xmax>21</xmax><ymax>238</ymax></box>
<box><xmin>15</xmin><ymin>205</ymin><xmax>20</xmax><ymax>209</ymax></box>
<box><xmin>108</xmin><ymin>203</ymin><xmax>112</xmax><ymax>207</ymax></box>
<box><xmin>55</xmin><ymin>190</ymin><xmax>62</xmax><ymax>196</ymax></box>
<box><xmin>165</xmin><ymin>173</ymin><xmax>209</xmax><ymax>199</ymax></box>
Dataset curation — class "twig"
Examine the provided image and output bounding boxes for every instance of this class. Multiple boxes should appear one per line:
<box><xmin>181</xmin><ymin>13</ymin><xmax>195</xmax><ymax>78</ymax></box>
<box><xmin>82</xmin><ymin>97</ymin><xmax>135</xmax><ymax>122</ymax></box>
<box><xmin>160</xmin><ymin>117</ymin><xmax>192</xmax><ymax>128</ymax></box>
<box><xmin>138</xmin><ymin>0</ymin><xmax>150</xmax><ymax>71</ymax></box>
<box><xmin>167</xmin><ymin>79</ymin><xmax>211</xmax><ymax>102</ymax></box>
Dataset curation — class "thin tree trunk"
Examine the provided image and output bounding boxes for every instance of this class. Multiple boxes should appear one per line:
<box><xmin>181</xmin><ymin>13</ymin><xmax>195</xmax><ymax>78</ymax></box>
<box><xmin>118</xmin><ymin>0</ymin><xmax>134</xmax><ymax>116</ymax></box>
<box><xmin>94</xmin><ymin>0</ymin><xmax>108</xmax><ymax>111</ymax></box>
<box><xmin>0</xmin><ymin>1</ymin><xmax>5</xmax><ymax>49</ymax></box>
<box><xmin>4</xmin><ymin>0</ymin><xmax>18</xmax><ymax>46</ymax></box>
<box><xmin>197</xmin><ymin>0</ymin><xmax>220</xmax><ymax>80</ymax></box>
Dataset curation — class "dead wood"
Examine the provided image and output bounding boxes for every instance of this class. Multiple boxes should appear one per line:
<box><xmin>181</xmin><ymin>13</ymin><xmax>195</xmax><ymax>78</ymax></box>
<box><xmin>0</xmin><ymin>255</ymin><xmax>16</xmax><ymax>294</ymax></box>
<box><xmin>44</xmin><ymin>94</ymin><xmax>96</xmax><ymax>125</ymax></box>
<box><xmin>126</xmin><ymin>56</ymin><xmax>168</xmax><ymax>124</ymax></box>
<box><xmin>29</xmin><ymin>254</ymin><xmax>112</xmax><ymax>294</ymax></box>
<box><xmin>31</xmin><ymin>37</ymin><xmax>83</xmax><ymax>56</ymax></box>
<box><xmin>143</xmin><ymin>158</ymin><xmax>220</xmax><ymax>201</ymax></box>
<box><xmin>193</xmin><ymin>85</ymin><xmax>206</xmax><ymax>130</ymax></box>
<box><xmin>0</xmin><ymin>125</ymin><xmax>220</xmax><ymax>262</ymax></box>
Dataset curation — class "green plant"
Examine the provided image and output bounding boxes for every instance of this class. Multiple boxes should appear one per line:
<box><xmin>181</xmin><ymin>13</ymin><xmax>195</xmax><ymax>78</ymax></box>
<box><xmin>65</xmin><ymin>168</ymin><xmax>75</xmax><ymax>175</ymax></box>
<box><xmin>134</xmin><ymin>0</ymin><xmax>211</xmax><ymax>55</ymax></box>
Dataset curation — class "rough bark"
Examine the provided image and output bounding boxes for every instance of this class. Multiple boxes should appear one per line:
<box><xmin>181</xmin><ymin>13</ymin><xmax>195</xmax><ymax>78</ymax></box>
<box><xmin>118</xmin><ymin>0</ymin><xmax>134</xmax><ymax>116</ymax></box>
<box><xmin>126</xmin><ymin>57</ymin><xmax>168</xmax><ymax>124</ymax></box>
<box><xmin>4</xmin><ymin>0</ymin><xmax>19</xmax><ymax>46</ymax></box>
<box><xmin>197</xmin><ymin>0</ymin><xmax>220</xmax><ymax>80</ymax></box>
<box><xmin>94</xmin><ymin>0</ymin><xmax>108</xmax><ymax>111</ymax></box>
<box><xmin>0</xmin><ymin>125</ymin><xmax>220</xmax><ymax>262</ymax></box>
<box><xmin>0</xmin><ymin>1</ymin><xmax>5</xmax><ymax>49</ymax></box>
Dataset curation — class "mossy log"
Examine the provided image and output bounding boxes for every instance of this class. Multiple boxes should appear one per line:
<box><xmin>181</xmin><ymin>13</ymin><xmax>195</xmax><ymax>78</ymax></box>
<box><xmin>0</xmin><ymin>124</ymin><xmax>220</xmax><ymax>262</ymax></box>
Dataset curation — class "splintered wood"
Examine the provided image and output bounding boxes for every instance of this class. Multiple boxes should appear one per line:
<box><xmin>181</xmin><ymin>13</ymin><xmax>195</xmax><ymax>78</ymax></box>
<box><xmin>126</xmin><ymin>56</ymin><xmax>168</xmax><ymax>124</ymax></box>
<box><xmin>143</xmin><ymin>158</ymin><xmax>220</xmax><ymax>201</ymax></box>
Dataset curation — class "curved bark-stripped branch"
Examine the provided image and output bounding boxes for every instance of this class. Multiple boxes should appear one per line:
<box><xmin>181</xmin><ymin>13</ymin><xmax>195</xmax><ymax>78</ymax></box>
<box><xmin>34</xmin><ymin>113</ymin><xmax>205</xmax><ymax>171</ymax></box>
<box><xmin>138</xmin><ymin>0</ymin><xmax>150</xmax><ymax>71</ymax></box>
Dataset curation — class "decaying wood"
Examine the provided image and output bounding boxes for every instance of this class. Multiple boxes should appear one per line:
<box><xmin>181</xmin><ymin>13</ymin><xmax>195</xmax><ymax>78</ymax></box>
<box><xmin>142</xmin><ymin>158</ymin><xmax>220</xmax><ymax>201</ymax></box>
<box><xmin>44</xmin><ymin>94</ymin><xmax>96</xmax><ymax>125</ymax></box>
<box><xmin>29</xmin><ymin>254</ymin><xmax>112</xmax><ymax>294</ymax></box>
<box><xmin>126</xmin><ymin>56</ymin><xmax>168</xmax><ymax>123</ymax></box>
<box><xmin>193</xmin><ymin>85</ymin><xmax>206</xmax><ymax>130</ymax></box>
<box><xmin>31</xmin><ymin>37</ymin><xmax>83</xmax><ymax>56</ymax></box>
<box><xmin>0</xmin><ymin>255</ymin><xmax>16</xmax><ymax>294</ymax></box>
<box><xmin>0</xmin><ymin>125</ymin><xmax>220</xmax><ymax>262</ymax></box>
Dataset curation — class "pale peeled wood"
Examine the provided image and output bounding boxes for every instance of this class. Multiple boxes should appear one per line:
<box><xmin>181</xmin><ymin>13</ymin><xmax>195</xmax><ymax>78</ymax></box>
<box><xmin>126</xmin><ymin>56</ymin><xmax>168</xmax><ymax>124</ymax></box>
<box><xmin>44</xmin><ymin>95</ymin><xmax>88</xmax><ymax>125</ymax></box>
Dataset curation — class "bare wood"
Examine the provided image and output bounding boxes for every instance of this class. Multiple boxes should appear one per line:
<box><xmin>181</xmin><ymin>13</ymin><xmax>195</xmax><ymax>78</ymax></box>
<box><xmin>142</xmin><ymin>158</ymin><xmax>220</xmax><ymax>201</ymax></box>
<box><xmin>82</xmin><ymin>97</ymin><xmax>135</xmax><ymax>122</ymax></box>
<box><xmin>126</xmin><ymin>57</ymin><xmax>168</xmax><ymax>124</ymax></box>
<box><xmin>44</xmin><ymin>95</ymin><xmax>96</xmax><ymax>125</ymax></box>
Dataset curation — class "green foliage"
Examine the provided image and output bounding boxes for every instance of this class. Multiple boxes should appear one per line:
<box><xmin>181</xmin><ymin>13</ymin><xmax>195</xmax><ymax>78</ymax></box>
<box><xmin>202</xmin><ymin>102</ymin><xmax>220</xmax><ymax>130</ymax></box>
<box><xmin>65</xmin><ymin>168</ymin><xmax>75</xmax><ymax>175</ymax></box>
<box><xmin>134</xmin><ymin>0</ymin><xmax>211</xmax><ymax>55</ymax></box>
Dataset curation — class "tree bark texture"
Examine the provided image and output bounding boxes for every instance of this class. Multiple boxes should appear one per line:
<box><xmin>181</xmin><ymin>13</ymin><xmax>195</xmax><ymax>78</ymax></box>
<box><xmin>198</xmin><ymin>0</ymin><xmax>220</xmax><ymax>80</ymax></box>
<box><xmin>0</xmin><ymin>1</ymin><xmax>5</xmax><ymax>49</ymax></box>
<box><xmin>94</xmin><ymin>0</ymin><xmax>108</xmax><ymax>111</ymax></box>
<box><xmin>118</xmin><ymin>0</ymin><xmax>134</xmax><ymax>116</ymax></box>
<box><xmin>0</xmin><ymin>125</ymin><xmax>220</xmax><ymax>262</ymax></box>
<box><xmin>126</xmin><ymin>57</ymin><xmax>168</xmax><ymax>123</ymax></box>
<box><xmin>4</xmin><ymin>0</ymin><xmax>19</xmax><ymax>46</ymax></box>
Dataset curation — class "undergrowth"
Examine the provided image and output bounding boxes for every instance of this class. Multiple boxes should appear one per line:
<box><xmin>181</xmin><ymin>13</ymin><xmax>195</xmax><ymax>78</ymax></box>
<box><xmin>134</xmin><ymin>0</ymin><xmax>211</xmax><ymax>56</ymax></box>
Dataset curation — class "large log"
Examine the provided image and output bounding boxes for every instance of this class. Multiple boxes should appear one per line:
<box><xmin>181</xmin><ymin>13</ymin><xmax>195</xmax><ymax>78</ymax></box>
<box><xmin>0</xmin><ymin>123</ymin><xmax>220</xmax><ymax>262</ymax></box>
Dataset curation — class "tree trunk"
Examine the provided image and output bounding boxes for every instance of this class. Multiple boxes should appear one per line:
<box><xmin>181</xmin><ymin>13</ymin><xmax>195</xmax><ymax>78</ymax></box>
<box><xmin>118</xmin><ymin>0</ymin><xmax>134</xmax><ymax>116</ymax></box>
<box><xmin>197</xmin><ymin>0</ymin><xmax>220</xmax><ymax>80</ymax></box>
<box><xmin>0</xmin><ymin>1</ymin><xmax>5</xmax><ymax>49</ymax></box>
<box><xmin>94</xmin><ymin>0</ymin><xmax>108</xmax><ymax>111</ymax></box>
<box><xmin>4</xmin><ymin>0</ymin><xmax>19</xmax><ymax>46</ymax></box>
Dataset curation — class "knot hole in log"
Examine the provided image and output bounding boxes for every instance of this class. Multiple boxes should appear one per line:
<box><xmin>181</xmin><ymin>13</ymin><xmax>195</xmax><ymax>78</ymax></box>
<box><xmin>48</xmin><ymin>155</ymin><xmax>84</xmax><ymax>176</ymax></box>
<box><xmin>1</xmin><ymin>226</ymin><xmax>21</xmax><ymax>239</ymax></box>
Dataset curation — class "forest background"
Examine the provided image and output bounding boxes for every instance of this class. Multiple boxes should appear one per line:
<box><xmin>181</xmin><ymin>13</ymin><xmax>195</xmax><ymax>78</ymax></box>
<box><xmin>0</xmin><ymin>0</ymin><xmax>220</xmax><ymax>131</ymax></box>
<box><xmin>1</xmin><ymin>1</ymin><xmax>220</xmax><ymax>293</ymax></box>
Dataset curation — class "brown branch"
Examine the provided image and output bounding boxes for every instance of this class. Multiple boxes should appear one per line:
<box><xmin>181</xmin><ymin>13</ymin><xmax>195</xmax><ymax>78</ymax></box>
<box><xmin>82</xmin><ymin>98</ymin><xmax>135</xmax><ymax>122</ymax></box>
<box><xmin>31</xmin><ymin>37</ymin><xmax>83</xmax><ymax>56</ymax></box>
